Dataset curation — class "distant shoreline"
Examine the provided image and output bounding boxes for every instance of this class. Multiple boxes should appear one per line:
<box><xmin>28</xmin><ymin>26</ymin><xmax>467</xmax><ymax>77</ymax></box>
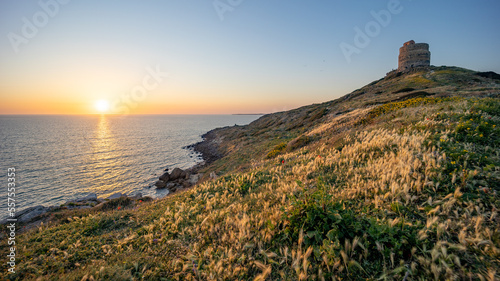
<box><xmin>232</xmin><ymin>113</ymin><xmax>265</xmax><ymax>115</ymax></box>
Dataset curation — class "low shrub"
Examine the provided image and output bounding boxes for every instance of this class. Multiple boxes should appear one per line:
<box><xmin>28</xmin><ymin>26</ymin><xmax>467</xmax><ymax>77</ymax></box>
<box><xmin>266</xmin><ymin>142</ymin><xmax>287</xmax><ymax>158</ymax></box>
<box><xmin>281</xmin><ymin>189</ymin><xmax>421</xmax><ymax>276</ymax></box>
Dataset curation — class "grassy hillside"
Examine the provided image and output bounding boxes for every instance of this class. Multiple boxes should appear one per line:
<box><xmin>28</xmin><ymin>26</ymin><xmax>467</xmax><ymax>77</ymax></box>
<box><xmin>194</xmin><ymin>66</ymin><xmax>499</xmax><ymax>177</ymax></box>
<box><xmin>1</xmin><ymin>67</ymin><xmax>499</xmax><ymax>280</ymax></box>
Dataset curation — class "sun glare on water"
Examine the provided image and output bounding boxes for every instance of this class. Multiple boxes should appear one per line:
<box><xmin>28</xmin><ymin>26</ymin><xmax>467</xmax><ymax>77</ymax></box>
<box><xmin>95</xmin><ymin>100</ymin><xmax>110</xmax><ymax>113</ymax></box>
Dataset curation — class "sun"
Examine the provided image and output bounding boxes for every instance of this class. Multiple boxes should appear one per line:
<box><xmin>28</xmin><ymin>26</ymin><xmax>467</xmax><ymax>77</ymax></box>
<box><xmin>94</xmin><ymin>99</ymin><xmax>110</xmax><ymax>113</ymax></box>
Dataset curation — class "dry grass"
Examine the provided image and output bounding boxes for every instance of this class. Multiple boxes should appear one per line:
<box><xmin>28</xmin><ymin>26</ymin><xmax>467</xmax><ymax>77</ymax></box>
<box><xmin>1</xmin><ymin>97</ymin><xmax>498</xmax><ymax>280</ymax></box>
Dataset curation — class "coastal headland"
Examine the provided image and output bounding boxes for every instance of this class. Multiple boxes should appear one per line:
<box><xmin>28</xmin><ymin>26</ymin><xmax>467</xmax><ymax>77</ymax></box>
<box><xmin>1</xmin><ymin>66</ymin><xmax>499</xmax><ymax>280</ymax></box>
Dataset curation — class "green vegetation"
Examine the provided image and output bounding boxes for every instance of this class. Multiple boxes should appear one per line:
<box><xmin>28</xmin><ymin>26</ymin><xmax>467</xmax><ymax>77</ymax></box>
<box><xmin>1</xmin><ymin>67</ymin><xmax>499</xmax><ymax>280</ymax></box>
<box><xmin>367</xmin><ymin>96</ymin><xmax>463</xmax><ymax>119</ymax></box>
<box><xmin>266</xmin><ymin>142</ymin><xmax>288</xmax><ymax>159</ymax></box>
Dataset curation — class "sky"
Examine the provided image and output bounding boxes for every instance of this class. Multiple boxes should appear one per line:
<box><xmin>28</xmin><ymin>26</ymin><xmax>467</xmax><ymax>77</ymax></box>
<box><xmin>1</xmin><ymin>0</ymin><xmax>499</xmax><ymax>115</ymax></box>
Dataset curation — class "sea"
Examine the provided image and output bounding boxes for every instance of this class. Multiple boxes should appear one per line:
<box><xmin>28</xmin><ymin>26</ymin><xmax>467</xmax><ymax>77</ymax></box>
<box><xmin>0</xmin><ymin>114</ymin><xmax>260</xmax><ymax>216</ymax></box>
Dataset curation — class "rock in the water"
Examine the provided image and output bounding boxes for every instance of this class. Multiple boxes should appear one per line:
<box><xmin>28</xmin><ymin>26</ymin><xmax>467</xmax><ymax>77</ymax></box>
<box><xmin>155</xmin><ymin>180</ymin><xmax>167</xmax><ymax>189</ymax></box>
<box><xmin>166</xmin><ymin>182</ymin><xmax>176</xmax><ymax>190</ymax></box>
<box><xmin>107</xmin><ymin>193</ymin><xmax>124</xmax><ymax>200</ymax></box>
<box><xmin>159</xmin><ymin>172</ymin><xmax>170</xmax><ymax>182</ymax></box>
<box><xmin>76</xmin><ymin>193</ymin><xmax>97</xmax><ymax>202</ymax></box>
<box><xmin>133</xmin><ymin>192</ymin><xmax>143</xmax><ymax>199</ymax></box>
<box><xmin>15</xmin><ymin>205</ymin><xmax>48</xmax><ymax>223</ymax></box>
<box><xmin>169</xmin><ymin>168</ymin><xmax>187</xmax><ymax>181</ymax></box>
<box><xmin>179</xmin><ymin>179</ymin><xmax>191</xmax><ymax>188</ymax></box>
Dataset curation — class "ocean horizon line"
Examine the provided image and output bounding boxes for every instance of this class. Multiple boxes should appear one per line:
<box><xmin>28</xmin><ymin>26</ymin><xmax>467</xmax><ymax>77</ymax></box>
<box><xmin>0</xmin><ymin>113</ymin><xmax>267</xmax><ymax>117</ymax></box>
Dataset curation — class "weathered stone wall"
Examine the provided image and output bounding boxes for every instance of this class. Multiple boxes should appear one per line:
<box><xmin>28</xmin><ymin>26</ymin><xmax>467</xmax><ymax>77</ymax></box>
<box><xmin>398</xmin><ymin>40</ymin><xmax>430</xmax><ymax>72</ymax></box>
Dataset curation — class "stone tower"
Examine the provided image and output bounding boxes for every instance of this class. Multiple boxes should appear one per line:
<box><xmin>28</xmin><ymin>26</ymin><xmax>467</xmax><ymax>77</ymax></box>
<box><xmin>398</xmin><ymin>40</ymin><xmax>430</xmax><ymax>72</ymax></box>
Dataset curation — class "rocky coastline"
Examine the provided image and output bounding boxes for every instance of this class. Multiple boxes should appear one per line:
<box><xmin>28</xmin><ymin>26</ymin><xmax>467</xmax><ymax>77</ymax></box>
<box><xmin>1</xmin><ymin>128</ymin><xmax>225</xmax><ymax>234</ymax></box>
<box><xmin>0</xmin><ymin>191</ymin><xmax>152</xmax><ymax>235</ymax></box>
<box><xmin>186</xmin><ymin>129</ymin><xmax>224</xmax><ymax>164</ymax></box>
<box><xmin>153</xmin><ymin>128</ymin><xmax>225</xmax><ymax>193</ymax></box>
<box><xmin>153</xmin><ymin>167</ymin><xmax>201</xmax><ymax>193</ymax></box>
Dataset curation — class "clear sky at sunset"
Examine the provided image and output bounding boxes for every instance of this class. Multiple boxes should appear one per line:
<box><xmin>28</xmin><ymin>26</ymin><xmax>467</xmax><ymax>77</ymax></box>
<box><xmin>1</xmin><ymin>0</ymin><xmax>499</xmax><ymax>115</ymax></box>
